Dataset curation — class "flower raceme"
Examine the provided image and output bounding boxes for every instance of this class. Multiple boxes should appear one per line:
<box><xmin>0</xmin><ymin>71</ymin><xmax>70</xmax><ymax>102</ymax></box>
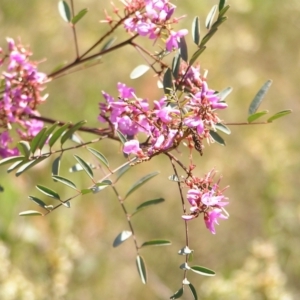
<box><xmin>104</xmin><ymin>0</ymin><xmax>188</xmax><ymax>52</ymax></box>
<box><xmin>0</xmin><ymin>38</ymin><xmax>48</xmax><ymax>158</ymax></box>
<box><xmin>182</xmin><ymin>169</ymin><xmax>229</xmax><ymax>234</ymax></box>
<box><xmin>99</xmin><ymin>75</ymin><xmax>228</xmax><ymax>159</ymax></box>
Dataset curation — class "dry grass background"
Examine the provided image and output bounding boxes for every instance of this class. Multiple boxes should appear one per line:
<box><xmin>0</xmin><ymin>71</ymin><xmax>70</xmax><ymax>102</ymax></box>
<box><xmin>0</xmin><ymin>0</ymin><xmax>299</xmax><ymax>299</ymax></box>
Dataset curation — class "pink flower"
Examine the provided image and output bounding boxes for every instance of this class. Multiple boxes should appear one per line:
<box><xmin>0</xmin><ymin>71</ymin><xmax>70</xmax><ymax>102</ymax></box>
<box><xmin>123</xmin><ymin>139</ymin><xmax>142</xmax><ymax>155</ymax></box>
<box><xmin>205</xmin><ymin>208</ymin><xmax>228</xmax><ymax>234</ymax></box>
<box><xmin>166</xmin><ymin>29</ymin><xmax>188</xmax><ymax>51</ymax></box>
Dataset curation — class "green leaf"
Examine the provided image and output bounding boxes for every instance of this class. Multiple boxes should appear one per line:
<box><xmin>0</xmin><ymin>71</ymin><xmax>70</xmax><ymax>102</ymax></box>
<box><xmin>247</xmin><ymin>110</ymin><xmax>269</xmax><ymax>123</ymax></box>
<box><xmin>52</xmin><ymin>155</ymin><xmax>62</xmax><ymax>177</ymax></box>
<box><xmin>200</xmin><ymin>28</ymin><xmax>218</xmax><ymax>47</ymax></box>
<box><xmin>189</xmin><ymin>46</ymin><xmax>206</xmax><ymax>65</ymax></box>
<box><xmin>17</xmin><ymin>141</ymin><xmax>30</xmax><ymax>158</ymax></box>
<box><xmin>73</xmin><ymin>155</ymin><xmax>94</xmax><ymax>179</ymax></box>
<box><xmin>267</xmin><ymin>109</ymin><xmax>292</xmax><ymax>122</ymax></box>
<box><xmin>115</xmin><ymin>162</ymin><xmax>131</xmax><ymax>182</ymax></box>
<box><xmin>172</xmin><ymin>54</ymin><xmax>181</xmax><ymax>79</ymax></box>
<box><xmin>60</xmin><ymin>120</ymin><xmax>86</xmax><ymax>145</ymax></box>
<box><xmin>190</xmin><ymin>265</ymin><xmax>216</xmax><ymax>276</ymax></box>
<box><xmin>52</xmin><ymin>175</ymin><xmax>77</xmax><ymax>190</ymax></box>
<box><xmin>219</xmin><ymin>5</ymin><xmax>230</xmax><ymax>18</ymax></box>
<box><xmin>130</xmin><ymin>65</ymin><xmax>150</xmax><ymax>79</ymax></box>
<box><xmin>248</xmin><ymin>80</ymin><xmax>272</xmax><ymax>115</ymax></box>
<box><xmin>188</xmin><ymin>283</ymin><xmax>198</xmax><ymax>300</ymax></box>
<box><xmin>0</xmin><ymin>155</ymin><xmax>25</xmax><ymax>167</ymax></box>
<box><xmin>7</xmin><ymin>160</ymin><xmax>26</xmax><ymax>173</ymax></box>
<box><xmin>179</xmin><ymin>37</ymin><xmax>188</xmax><ymax>62</ymax></box>
<box><xmin>49</xmin><ymin>123</ymin><xmax>70</xmax><ymax>147</ymax></box>
<box><xmin>140</xmin><ymin>239</ymin><xmax>171</xmax><ymax>248</ymax></box>
<box><xmin>209</xmin><ymin>130</ymin><xmax>225</xmax><ymax>146</ymax></box>
<box><xmin>36</xmin><ymin>185</ymin><xmax>60</xmax><ymax>200</ymax></box>
<box><xmin>16</xmin><ymin>156</ymin><xmax>47</xmax><ymax>176</ymax></box>
<box><xmin>170</xmin><ymin>287</ymin><xmax>184</xmax><ymax>299</ymax></box>
<box><xmin>71</xmin><ymin>8</ymin><xmax>88</xmax><ymax>24</ymax></box>
<box><xmin>81</xmin><ymin>189</ymin><xmax>92</xmax><ymax>195</ymax></box>
<box><xmin>91</xmin><ymin>180</ymin><xmax>112</xmax><ymax>193</ymax></box>
<box><xmin>205</xmin><ymin>5</ymin><xmax>217</xmax><ymax>29</ymax></box>
<box><xmin>58</xmin><ymin>0</ymin><xmax>71</xmax><ymax>22</ymax></box>
<box><xmin>38</xmin><ymin>123</ymin><xmax>59</xmax><ymax>150</ymax></box>
<box><xmin>69</xmin><ymin>163</ymin><xmax>96</xmax><ymax>173</ymax></box>
<box><xmin>87</xmin><ymin>147</ymin><xmax>109</xmax><ymax>168</ymax></box>
<box><xmin>19</xmin><ymin>210</ymin><xmax>43</xmax><ymax>216</ymax></box>
<box><xmin>214</xmin><ymin>123</ymin><xmax>231</xmax><ymax>135</ymax></box>
<box><xmin>101</xmin><ymin>37</ymin><xmax>117</xmax><ymax>52</ymax></box>
<box><xmin>28</xmin><ymin>196</ymin><xmax>48</xmax><ymax>209</ymax></box>
<box><xmin>218</xmin><ymin>0</ymin><xmax>226</xmax><ymax>11</ymax></box>
<box><xmin>192</xmin><ymin>17</ymin><xmax>200</xmax><ymax>45</ymax></box>
<box><xmin>116</xmin><ymin>130</ymin><xmax>127</xmax><ymax>145</ymax></box>
<box><xmin>113</xmin><ymin>231</ymin><xmax>132</xmax><ymax>247</ymax></box>
<box><xmin>30</xmin><ymin>127</ymin><xmax>47</xmax><ymax>154</ymax></box>
<box><xmin>125</xmin><ymin>171</ymin><xmax>159</xmax><ymax>200</ymax></box>
<box><xmin>216</xmin><ymin>86</ymin><xmax>232</xmax><ymax>101</ymax></box>
<box><xmin>168</xmin><ymin>175</ymin><xmax>180</xmax><ymax>182</ymax></box>
<box><xmin>163</xmin><ymin>68</ymin><xmax>173</xmax><ymax>95</ymax></box>
<box><xmin>136</xmin><ymin>255</ymin><xmax>147</xmax><ymax>284</ymax></box>
<box><xmin>211</xmin><ymin>16</ymin><xmax>227</xmax><ymax>29</ymax></box>
<box><xmin>132</xmin><ymin>198</ymin><xmax>165</xmax><ymax>216</ymax></box>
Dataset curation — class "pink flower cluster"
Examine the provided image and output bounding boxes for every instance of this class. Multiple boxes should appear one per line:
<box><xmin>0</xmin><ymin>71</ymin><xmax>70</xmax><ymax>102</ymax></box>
<box><xmin>0</xmin><ymin>38</ymin><xmax>47</xmax><ymax>158</ymax></box>
<box><xmin>106</xmin><ymin>0</ymin><xmax>188</xmax><ymax>51</ymax></box>
<box><xmin>182</xmin><ymin>169</ymin><xmax>229</xmax><ymax>234</ymax></box>
<box><xmin>99</xmin><ymin>70</ymin><xmax>227</xmax><ymax>158</ymax></box>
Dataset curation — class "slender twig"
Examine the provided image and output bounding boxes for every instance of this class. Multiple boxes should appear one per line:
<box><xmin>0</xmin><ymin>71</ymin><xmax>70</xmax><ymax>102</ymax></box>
<box><xmin>70</xmin><ymin>0</ymin><xmax>80</xmax><ymax>59</ymax></box>
<box><xmin>169</xmin><ymin>155</ymin><xmax>189</xmax><ymax>282</ymax></box>
<box><xmin>48</xmin><ymin>34</ymin><xmax>139</xmax><ymax>79</ymax></box>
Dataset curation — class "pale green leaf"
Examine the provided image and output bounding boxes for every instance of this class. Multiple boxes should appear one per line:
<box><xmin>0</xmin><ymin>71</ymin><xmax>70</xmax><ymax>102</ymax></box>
<box><xmin>125</xmin><ymin>171</ymin><xmax>159</xmax><ymax>200</ymax></box>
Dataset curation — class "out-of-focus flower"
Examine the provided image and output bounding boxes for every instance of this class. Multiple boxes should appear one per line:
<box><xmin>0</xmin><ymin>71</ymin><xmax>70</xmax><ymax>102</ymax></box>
<box><xmin>0</xmin><ymin>38</ymin><xmax>48</xmax><ymax>158</ymax></box>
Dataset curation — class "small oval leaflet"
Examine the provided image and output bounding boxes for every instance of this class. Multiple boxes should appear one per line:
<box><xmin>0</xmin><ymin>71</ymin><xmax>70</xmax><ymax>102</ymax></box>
<box><xmin>170</xmin><ymin>287</ymin><xmax>184</xmax><ymax>299</ymax></box>
<box><xmin>192</xmin><ymin>16</ymin><xmax>200</xmax><ymax>45</ymax></box>
<box><xmin>124</xmin><ymin>171</ymin><xmax>160</xmax><ymax>200</ymax></box>
<box><xmin>136</xmin><ymin>255</ymin><xmax>147</xmax><ymax>284</ymax></box>
<box><xmin>247</xmin><ymin>110</ymin><xmax>269</xmax><ymax>123</ymax></box>
<box><xmin>130</xmin><ymin>65</ymin><xmax>150</xmax><ymax>79</ymax></box>
<box><xmin>58</xmin><ymin>0</ymin><xmax>71</xmax><ymax>22</ymax></box>
<box><xmin>17</xmin><ymin>141</ymin><xmax>30</xmax><ymax>158</ymax></box>
<box><xmin>0</xmin><ymin>155</ymin><xmax>25</xmax><ymax>167</ymax></box>
<box><xmin>52</xmin><ymin>175</ymin><xmax>77</xmax><ymax>190</ymax></box>
<box><xmin>190</xmin><ymin>265</ymin><xmax>216</xmax><ymax>276</ymax></box>
<box><xmin>267</xmin><ymin>109</ymin><xmax>292</xmax><ymax>122</ymax></box>
<box><xmin>209</xmin><ymin>130</ymin><xmax>225</xmax><ymax>146</ymax></box>
<box><xmin>248</xmin><ymin>79</ymin><xmax>273</xmax><ymax>115</ymax></box>
<box><xmin>188</xmin><ymin>283</ymin><xmax>198</xmax><ymax>300</ymax></box>
<box><xmin>73</xmin><ymin>155</ymin><xmax>94</xmax><ymax>179</ymax></box>
<box><xmin>36</xmin><ymin>185</ymin><xmax>60</xmax><ymax>200</ymax></box>
<box><xmin>140</xmin><ymin>239</ymin><xmax>171</xmax><ymax>248</ymax></box>
<box><xmin>113</xmin><ymin>230</ymin><xmax>132</xmax><ymax>247</ymax></box>
<box><xmin>71</xmin><ymin>8</ymin><xmax>88</xmax><ymax>25</ymax></box>
<box><xmin>19</xmin><ymin>210</ymin><xmax>43</xmax><ymax>217</ymax></box>
<box><xmin>205</xmin><ymin>5</ymin><xmax>217</xmax><ymax>29</ymax></box>
<box><xmin>132</xmin><ymin>198</ymin><xmax>165</xmax><ymax>216</ymax></box>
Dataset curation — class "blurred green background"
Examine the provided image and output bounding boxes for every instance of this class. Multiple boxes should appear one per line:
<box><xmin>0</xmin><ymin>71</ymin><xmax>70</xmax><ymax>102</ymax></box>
<box><xmin>0</xmin><ymin>0</ymin><xmax>299</xmax><ymax>299</ymax></box>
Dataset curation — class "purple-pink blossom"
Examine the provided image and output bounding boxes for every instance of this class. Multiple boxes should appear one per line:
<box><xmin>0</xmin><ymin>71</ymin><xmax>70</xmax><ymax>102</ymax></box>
<box><xmin>0</xmin><ymin>38</ymin><xmax>48</xmax><ymax>158</ymax></box>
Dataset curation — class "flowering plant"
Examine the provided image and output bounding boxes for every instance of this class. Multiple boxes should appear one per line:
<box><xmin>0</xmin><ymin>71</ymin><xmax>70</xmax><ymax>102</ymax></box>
<box><xmin>0</xmin><ymin>0</ymin><xmax>291</xmax><ymax>298</ymax></box>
